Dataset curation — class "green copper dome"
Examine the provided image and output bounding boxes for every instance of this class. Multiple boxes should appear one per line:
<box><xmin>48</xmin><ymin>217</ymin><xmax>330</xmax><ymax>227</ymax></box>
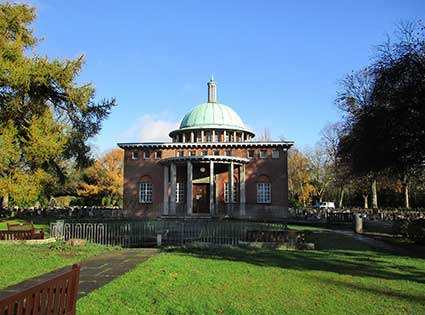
<box><xmin>179</xmin><ymin>102</ymin><xmax>246</xmax><ymax>130</ymax></box>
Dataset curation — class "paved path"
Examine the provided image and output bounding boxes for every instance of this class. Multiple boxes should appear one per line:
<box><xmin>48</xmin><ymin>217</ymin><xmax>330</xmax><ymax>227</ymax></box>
<box><xmin>77</xmin><ymin>248</ymin><xmax>158</xmax><ymax>298</ymax></box>
<box><xmin>0</xmin><ymin>248</ymin><xmax>159</xmax><ymax>300</ymax></box>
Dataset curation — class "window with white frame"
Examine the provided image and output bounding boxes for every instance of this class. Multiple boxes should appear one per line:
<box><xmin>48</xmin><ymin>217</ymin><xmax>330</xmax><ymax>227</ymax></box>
<box><xmin>143</xmin><ymin>151</ymin><xmax>149</xmax><ymax>159</ymax></box>
<box><xmin>225</xmin><ymin>133</ymin><xmax>229</xmax><ymax>142</ymax></box>
<box><xmin>196</xmin><ymin>132</ymin><xmax>202</xmax><ymax>143</ymax></box>
<box><xmin>224</xmin><ymin>182</ymin><xmax>238</xmax><ymax>203</ymax></box>
<box><xmin>131</xmin><ymin>151</ymin><xmax>139</xmax><ymax>160</ymax></box>
<box><xmin>201</xmin><ymin>150</ymin><xmax>208</xmax><ymax>156</ymax></box>
<box><xmin>176</xmin><ymin>182</ymin><xmax>185</xmax><ymax>203</ymax></box>
<box><xmin>155</xmin><ymin>151</ymin><xmax>162</xmax><ymax>159</ymax></box>
<box><xmin>225</xmin><ymin>150</ymin><xmax>232</xmax><ymax>156</ymax></box>
<box><xmin>215</xmin><ymin>132</ymin><xmax>220</xmax><ymax>142</ymax></box>
<box><xmin>177</xmin><ymin>151</ymin><xmax>184</xmax><ymax>157</ymax></box>
<box><xmin>189</xmin><ymin>150</ymin><xmax>196</xmax><ymax>157</ymax></box>
<box><xmin>259</xmin><ymin>150</ymin><xmax>268</xmax><ymax>159</ymax></box>
<box><xmin>139</xmin><ymin>182</ymin><xmax>153</xmax><ymax>203</ymax></box>
<box><xmin>213</xmin><ymin>150</ymin><xmax>220</xmax><ymax>156</ymax></box>
<box><xmin>247</xmin><ymin>150</ymin><xmax>255</xmax><ymax>158</ymax></box>
<box><xmin>257</xmin><ymin>183</ymin><xmax>271</xmax><ymax>203</ymax></box>
<box><xmin>272</xmin><ymin>150</ymin><xmax>279</xmax><ymax>159</ymax></box>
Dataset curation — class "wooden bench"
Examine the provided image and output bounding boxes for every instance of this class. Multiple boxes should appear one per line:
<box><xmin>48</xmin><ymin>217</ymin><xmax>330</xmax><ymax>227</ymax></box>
<box><xmin>0</xmin><ymin>222</ymin><xmax>45</xmax><ymax>240</ymax></box>
<box><xmin>0</xmin><ymin>264</ymin><xmax>80</xmax><ymax>315</ymax></box>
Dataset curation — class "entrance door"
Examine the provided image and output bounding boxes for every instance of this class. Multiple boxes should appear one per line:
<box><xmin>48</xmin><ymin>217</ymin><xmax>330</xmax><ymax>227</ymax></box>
<box><xmin>193</xmin><ymin>184</ymin><xmax>210</xmax><ymax>214</ymax></box>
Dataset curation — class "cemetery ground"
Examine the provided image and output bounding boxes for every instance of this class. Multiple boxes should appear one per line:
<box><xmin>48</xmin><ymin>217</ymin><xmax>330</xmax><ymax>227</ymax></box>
<box><xmin>1</xmin><ymin>222</ymin><xmax>424</xmax><ymax>315</ymax></box>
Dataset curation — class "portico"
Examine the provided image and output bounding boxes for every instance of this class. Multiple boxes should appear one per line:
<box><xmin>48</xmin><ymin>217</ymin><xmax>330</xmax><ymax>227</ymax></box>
<box><xmin>161</xmin><ymin>155</ymin><xmax>248</xmax><ymax>216</ymax></box>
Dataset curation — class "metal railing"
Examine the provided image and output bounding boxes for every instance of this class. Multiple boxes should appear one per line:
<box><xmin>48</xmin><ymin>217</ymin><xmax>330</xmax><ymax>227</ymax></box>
<box><xmin>50</xmin><ymin>220</ymin><xmax>287</xmax><ymax>247</ymax></box>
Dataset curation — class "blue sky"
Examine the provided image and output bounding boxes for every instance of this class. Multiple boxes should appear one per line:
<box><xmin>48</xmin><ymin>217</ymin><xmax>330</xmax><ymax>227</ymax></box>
<box><xmin>28</xmin><ymin>0</ymin><xmax>424</xmax><ymax>155</ymax></box>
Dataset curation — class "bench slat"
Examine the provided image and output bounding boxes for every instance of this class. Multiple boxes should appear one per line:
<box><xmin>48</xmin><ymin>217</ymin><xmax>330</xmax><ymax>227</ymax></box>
<box><xmin>0</xmin><ymin>264</ymin><xmax>80</xmax><ymax>315</ymax></box>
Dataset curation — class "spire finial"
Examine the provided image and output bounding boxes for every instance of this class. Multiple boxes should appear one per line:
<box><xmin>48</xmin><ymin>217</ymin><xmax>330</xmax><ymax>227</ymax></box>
<box><xmin>210</xmin><ymin>74</ymin><xmax>215</xmax><ymax>82</ymax></box>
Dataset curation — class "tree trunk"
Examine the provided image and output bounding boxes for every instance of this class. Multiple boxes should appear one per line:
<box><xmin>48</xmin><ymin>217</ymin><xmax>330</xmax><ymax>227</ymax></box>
<box><xmin>371</xmin><ymin>178</ymin><xmax>378</xmax><ymax>209</ymax></box>
<box><xmin>1</xmin><ymin>193</ymin><xmax>8</xmax><ymax>208</ymax></box>
<box><xmin>404</xmin><ymin>181</ymin><xmax>410</xmax><ymax>209</ymax></box>
<box><xmin>363</xmin><ymin>194</ymin><xmax>369</xmax><ymax>209</ymax></box>
<box><xmin>338</xmin><ymin>188</ymin><xmax>345</xmax><ymax>208</ymax></box>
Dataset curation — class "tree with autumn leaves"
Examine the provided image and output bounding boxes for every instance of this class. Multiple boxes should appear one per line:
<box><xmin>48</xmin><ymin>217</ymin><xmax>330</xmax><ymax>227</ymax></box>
<box><xmin>77</xmin><ymin>149</ymin><xmax>124</xmax><ymax>207</ymax></box>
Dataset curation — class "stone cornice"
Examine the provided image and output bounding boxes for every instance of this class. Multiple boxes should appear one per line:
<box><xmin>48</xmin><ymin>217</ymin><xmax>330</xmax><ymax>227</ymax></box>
<box><xmin>159</xmin><ymin>155</ymin><xmax>250</xmax><ymax>165</ymax></box>
<box><xmin>117</xmin><ymin>141</ymin><xmax>294</xmax><ymax>150</ymax></box>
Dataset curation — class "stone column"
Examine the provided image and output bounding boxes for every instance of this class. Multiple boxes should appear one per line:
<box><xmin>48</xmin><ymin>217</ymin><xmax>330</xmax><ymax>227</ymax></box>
<box><xmin>229</xmin><ymin>162</ymin><xmax>234</xmax><ymax>203</ymax></box>
<box><xmin>191</xmin><ymin>132</ymin><xmax>194</xmax><ymax>142</ymax></box>
<box><xmin>163</xmin><ymin>165</ymin><xmax>169</xmax><ymax>215</ymax></box>
<box><xmin>187</xmin><ymin>161</ymin><xmax>193</xmax><ymax>215</ymax></box>
<box><xmin>240</xmin><ymin>164</ymin><xmax>246</xmax><ymax>216</ymax></box>
<box><xmin>233</xmin><ymin>131</ymin><xmax>236</xmax><ymax>142</ymax></box>
<box><xmin>212</xmin><ymin>130</ymin><xmax>216</xmax><ymax>142</ymax></box>
<box><xmin>182</xmin><ymin>133</ymin><xmax>186</xmax><ymax>143</ymax></box>
<box><xmin>201</xmin><ymin>130</ymin><xmax>204</xmax><ymax>143</ymax></box>
<box><xmin>209</xmin><ymin>161</ymin><xmax>214</xmax><ymax>215</ymax></box>
<box><xmin>170</xmin><ymin>163</ymin><xmax>177</xmax><ymax>215</ymax></box>
<box><xmin>241</xmin><ymin>132</ymin><xmax>245</xmax><ymax>142</ymax></box>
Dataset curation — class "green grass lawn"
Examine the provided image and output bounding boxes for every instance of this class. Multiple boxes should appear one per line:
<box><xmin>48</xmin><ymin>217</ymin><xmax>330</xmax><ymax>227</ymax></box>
<box><xmin>77</xmin><ymin>232</ymin><xmax>425</xmax><ymax>315</ymax></box>
<box><xmin>0</xmin><ymin>242</ymin><xmax>114</xmax><ymax>289</ymax></box>
<box><xmin>287</xmin><ymin>224</ymin><xmax>328</xmax><ymax>231</ymax></box>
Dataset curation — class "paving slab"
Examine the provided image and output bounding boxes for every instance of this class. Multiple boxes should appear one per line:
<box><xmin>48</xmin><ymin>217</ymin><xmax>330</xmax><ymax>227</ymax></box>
<box><xmin>0</xmin><ymin>248</ymin><xmax>159</xmax><ymax>300</ymax></box>
<box><xmin>77</xmin><ymin>248</ymin><xmax>158</xmax><ymax>298</ymax></box>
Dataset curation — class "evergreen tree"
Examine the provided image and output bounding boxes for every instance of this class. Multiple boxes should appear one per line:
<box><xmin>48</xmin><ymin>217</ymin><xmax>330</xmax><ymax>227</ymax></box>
<box><xmin>0</xmin><ymin>3</ymin><xmax>116</xmax><ymax>207</ymax></box>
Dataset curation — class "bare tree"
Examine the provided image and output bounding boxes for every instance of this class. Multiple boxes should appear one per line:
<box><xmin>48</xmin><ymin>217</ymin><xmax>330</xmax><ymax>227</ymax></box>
<box><xmin>305</xmin><ymin>146</ymin><xmax>334</xmax><ymax>203</ymax></box>
<box><xmin>256</xmin><ymin>128</ymin><xmax>272</xmax><ymax>141</ymax></box>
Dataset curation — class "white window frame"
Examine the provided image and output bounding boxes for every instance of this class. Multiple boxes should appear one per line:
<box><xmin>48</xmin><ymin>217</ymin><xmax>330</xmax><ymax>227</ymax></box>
<box><xmin>213</xmin><ymin>150</ymin><xmax>220</xmax><ymax>156</ymax></box>
<box><xmin>139</xmin><ymin>182</ymin><xmax>153</xmax><ymax>203</ymax></box>
<box><xmin>176</xmin><ymin>182</ymin><xmax>185</xmax><ymax>203</ymax></box>
<box><xmin>189</xmin><ymin>150</ymin><xmax>196</xmax><ymax>157</ymax></box>
<box><xmin>143</xmin><ymin>151</ymin><xmax>149</xmax><ymax>159</ymax></box>
<box><xmin>154</xmin><ymin>151</ymin><xmax>162</xmax><ymax>159</ymax></box>
<box><xmin>215</xmin><ymin>132</ymin><xmax>220</xmax><ymax>142</ymax></box>
<box><xmin>272</xmin><ymin>150</ymin><xmax>279</xmax><ymax>159</ymax></box>
<box><xmin>257</xmin><ymin>182</ymin><xmax>271</xmax><ymax>204</ymax></box>
<box><xmin>177</xmin><ymin>151</ymin><xmax>184</xmax><ymax>157</ymax></box>
<box><xmin>201</xmin><ymin>150</ymin><xmax>208</xmax><ymax>156</ymax></box>
<box><xmin>224</xmin><ymin>182</ymin><xmax>238</xmax><ymax>203</ymax></box>
<box><xmin>131</xmin><ymin>151</ymin><xmax>139</xmax><ymax>160</ymax></box>
<box><xmin>247</xmin><ymin>150</ymin><xmax>255</xmax><ymax>158</ymax></box>
<box><xmin>225</xmin><ymin>150</ymin><xmax>232</xmax><ymax>156</ymax></box>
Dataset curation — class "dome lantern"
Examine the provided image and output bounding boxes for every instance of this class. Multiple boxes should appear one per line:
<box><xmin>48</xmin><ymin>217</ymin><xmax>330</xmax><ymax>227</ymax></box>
<box><xmin>169</xmin><ymin>78</ymin><xmax>255</xmax><ymax>142</ymax></box>
<box><xmin>207</xmin><ymin>75</ymin><xmax>217</xmax><ymax>103</ymax></box>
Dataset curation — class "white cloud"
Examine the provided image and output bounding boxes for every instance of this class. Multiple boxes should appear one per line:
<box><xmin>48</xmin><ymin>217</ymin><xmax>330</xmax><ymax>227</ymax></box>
<box><xmin>122</xmin><ymin>114</ymin><xmax>180</xmax><ymax>143</ymax></box>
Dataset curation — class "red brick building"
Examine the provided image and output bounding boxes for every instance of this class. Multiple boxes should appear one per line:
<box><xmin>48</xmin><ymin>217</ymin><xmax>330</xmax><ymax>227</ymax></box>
<box><xmin>118</xmin><ymin>78</ymin><xmax>293</xmax><ymax>219</ymax></box>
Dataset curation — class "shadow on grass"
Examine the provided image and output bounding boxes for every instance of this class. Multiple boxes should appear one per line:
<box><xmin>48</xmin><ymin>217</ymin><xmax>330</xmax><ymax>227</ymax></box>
<box><xmin>306</xmin><ymin>274</ymin><xmax>425</xmax><ymax>305</ymax></box>
<box><xmin>165</xmin><ymin>232</ymin><xmax>425</xmax><ymax>285</ymax></box>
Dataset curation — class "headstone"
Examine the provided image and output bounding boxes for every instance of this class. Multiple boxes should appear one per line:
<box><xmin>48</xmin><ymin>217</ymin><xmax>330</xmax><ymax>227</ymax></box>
<box><xmin>354</xmin><ymin>213</ymin><xmax>363</xmax><ymax>233</ymax></box>
<box><xmin>156</xmin><ymin>234</ymin><xmax>162</xmax><ymax>247</ymax></box>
